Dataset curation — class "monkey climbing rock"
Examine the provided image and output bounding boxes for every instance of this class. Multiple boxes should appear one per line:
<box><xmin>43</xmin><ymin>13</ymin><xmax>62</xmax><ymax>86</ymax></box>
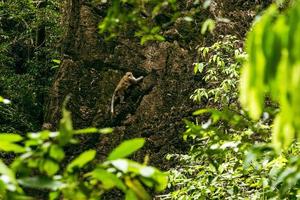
<box><xmin>111</xmin><ymin>72</ymin><xmax>144</xmax><ymax>116</ymax></box>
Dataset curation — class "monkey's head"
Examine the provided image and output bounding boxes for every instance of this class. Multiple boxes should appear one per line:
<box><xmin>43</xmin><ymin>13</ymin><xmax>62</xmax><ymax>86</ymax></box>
<box><xmin>42</xmin><ymin>122</ymin><xmax>53</xmax><ymax>130</ymax></box>
<box><xmin>125</xmin><ymin>72</ymin><xmax>133</xmax><ymax>78</ymax></box>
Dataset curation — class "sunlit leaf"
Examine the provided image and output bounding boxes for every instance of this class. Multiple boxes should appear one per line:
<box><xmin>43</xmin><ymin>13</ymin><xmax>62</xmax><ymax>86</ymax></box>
<box><xmin>0</xmin><ymin>134</ymin><xmax>23</xmax><ymax>142</ymax></box>
<box><xmin>52</xmin><ymin>59</ymin><xmax>61</xmax><ymax>64</ymax></box>
<box><xmin>0</xmin><ymin>142</ymin><xmax>25</xmax><ymax>153</ymax></box>
<box><xmin>201</xmin><ymin>18</ymin><xmax>215</xmax><ymax>34</ymax></box>
<box><xmin>18</xmin><ymin>177</ymin><xmax>63</xmax><ymax>190</ymax></box>
<box><xmin>74</xmin><ymin>128</ymin><xmax>98</xmax><ymax>134</ymax></box>
<box><xmin>0</xmin><ymin>160</ymin><xmax>20</xmax><ymax>193</ymax></box>
<box><xmin>43</xmin><ymin>159</ymin><xmax>59</xmax><ymax>176</ymax></box>
<box><xmin>183</xmin><ymin>16</ymin><xmax>193</xmax><ymax>22</ymax></box>
<box><xmin>125</xmin><ymin>177</ymin><xmax>151</xmax><ymax>200</ymax></box>
<box><xmin>74</xmin><ymin>127</ymin><xmax>113</xmax><ymax>134</ymax></box>
<box><xmin>108</xmin><ymin>138</ymin><xmax>145</xmax><ymax>160</ymax></box>
<box><xmin>49</xmin><ymin>145</ymin><xmax>65</xmax><ymax>162</ymax></box>
<box><xmin>90</xmin><ymin>168</ymin><xmax>126</xmax><ymax>191</ymax></box>
<box><xmin>125</xmin><ymin>189</ymin><xmax>138</xmax><ymax>200</ymax></box>
<box><xmin>110</xmin><ymin>159</ymin><xmax>168</xmax><ymax>192</ymax></box>
<box><xmin>58</xmin><ymin>98</ymin><xmax>73</xmax><ymax>146</ymax></box>
<box><xmin>67</xmin><ymin>150</ymin><xmax>96</xmax><ymax>172</ymax></box>
<box><xmin>0</xmin><ymin>96</ymin><xmax>11</xmax><ymax>104</ymax></box>
<box><xmin>99</xmin><ymin>128</ymin><xmax>114</xmax><ymax>134</ymax></box>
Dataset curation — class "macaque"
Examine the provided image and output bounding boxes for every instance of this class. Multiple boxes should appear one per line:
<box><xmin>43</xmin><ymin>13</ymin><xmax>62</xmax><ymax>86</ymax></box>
<box><xmin>42</xmin><ymin>122</ymin><xmax>53</xmax><ymax>130</ymax></box>
<box><xmin>111</xmin><ymin>72</ymin><xmax>143</xmax><ymax>115</ymax></box>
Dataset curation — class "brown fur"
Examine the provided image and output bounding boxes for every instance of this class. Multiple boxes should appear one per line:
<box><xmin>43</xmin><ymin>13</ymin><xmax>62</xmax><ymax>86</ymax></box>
<box><xmin>111</xmin><ymin>72</ymin><xmax>143</xmax><ymax>115</ymax></box>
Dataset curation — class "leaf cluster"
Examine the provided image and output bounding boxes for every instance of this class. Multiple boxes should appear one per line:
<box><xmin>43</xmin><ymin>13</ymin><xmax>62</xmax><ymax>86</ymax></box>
<box><xmin>0</xmin><ymin>103</ymin><xmax>167</xmax><ymax>200</ymax></box>
<box><xmin>190</xmin><ymin>35</ymin><xmax>244</xmax><ymax>107</ymax></box>
<box><xmin>97</xmin><ymin>0</ymin><xmax>177</xmax><ymax>44</ymax></box>
<box><xmin>240</xmin><ymin>2</ymin><xmax>300</xmax><ymax>151</ymax></box>
<box><xmin>165</xmin><ymin>34</ymin><xmax>300</xmax><ymax>199</ymax></box>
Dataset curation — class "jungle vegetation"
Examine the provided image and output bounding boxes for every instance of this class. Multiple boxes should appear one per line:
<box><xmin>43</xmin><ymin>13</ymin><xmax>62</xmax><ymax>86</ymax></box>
<box><xmin>0</xmin><ymin>0</ymin><xmax>299</xmax><ymax>199</ymax></box>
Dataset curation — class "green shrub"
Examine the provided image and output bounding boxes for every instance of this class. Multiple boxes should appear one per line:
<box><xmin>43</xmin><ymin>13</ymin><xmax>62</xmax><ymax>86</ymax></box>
<box><xmin>165</xmin><ymin>34</ymin><xmax>300</xmax><ymax>199</ymax></box>
<box><xmin>0</xmin><ymin>101</ymin><xmax>167</xmax><ymax>199</ymax></box>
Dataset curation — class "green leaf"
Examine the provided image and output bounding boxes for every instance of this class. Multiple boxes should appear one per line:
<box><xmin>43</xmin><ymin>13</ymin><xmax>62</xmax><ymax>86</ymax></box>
<box><xmin>125</xmin><ymin>189</ymin><xmax>138</xmax><ymax>200</ymax></box>
<box><xmin>183</xmin><ymin>16</ymin><xmax>193</xmax><ymax>22</ymax></box>
<box><xmin>49</xmin><ymin>145</ymin><xmax>65</xmax><ymax>162</ymax></box>
<box><xmin>0</xmin><ymin>142</ymin><xmax>25</xmax><ymax>153</ymax></box>
<box><xmin>90</xmin><ymin>168</ymin><xmax>126</xmax><ymax>191</ymax></box>
<box><xmin>194</xmin><ymin>63</ymin><xmax>198</xmax><ymax>74</ymax></box>
<box><xmin>18</xmin><ymin>177</ymin><xmax>64</xmax><ymax>190</ymax></box>
<box><xmin>108</xmin><ymin>138</ymin><xmax>145</xmax><ymax>160</ymax></box>
<box><xmin>0</xmin><ymin>97</ymin><xmax>11</xmax><ymax>104</ymax></box>
<box><xmin>43</xmin><ymin>159</ymin><xmax>59</xmax><ymax>176</ymax></box>
<box><xmin>111</xmin><ymin>159</ymin><xmax>130</xmax><ymax>172</ymax></box>
<box><xmin>152</xmin><ymin>172</ymin><xmax>168</xmax><ymax>192</ymax></box>
<box><xmin>58</xmin><ymin>98</ymin><xmax>73</xmax><ymax>146</ymax></box>
<box><xmin>0</xmin><ymin>134</ymin><xmax>23</xmax><ymax>142</ymax></box>
<box><xmin>150</xmin><ymin>26</ymin><xmax>160</xmax><ymax>34</ymax></box>
<box><xmin>193</xmin><ymin>63</ymin><xmax>205</xmax><ymax>74</ymax></box>
<box><xmin>125</xmin><ymin>177</ymin><xmax>151</xmax><ymax>200</ymax></box>
<box><xmin>99</xmin><ymin>128</ymin><xmax>114</xmax><ymax>134</ymax></box>
<box><xmin>67</xmin><ymin>150</ymin><xmax>96</xmax><ymax>173</ymax></box>
<box><xmin>201</xmin><ymin>18</ymin><xmax>215</xmax><ymax>34</ymax></box>
<box><xmin>0</xmin><ymin>160</ymin><xmax>17</xmax><ymax>186</ymax></box>
<box><xmin>51</xmin><ymin>65</ymin><xmax>59</xmax><ymax>70</ymax></box>
<box><xmin>5</xmin><ymin>194</ymin><xmax>33</xmax><ymax>200</ymax></box>
<box><xmin>153</xmin><ymin>34</ymin><xmax>165</xmax><ymax>42</ymax></box>
<box><xmin>52</xmin><ymin>59</ymin><xmax>61</xmax><ymax>64</ymax></box>
<box><xmin>74</xmin><ymin>127</ymin><xmax>113</xmax><ymax>135</ymax></box>
<box><xmin>74</xmin><ymin>128</ymin><xmax>99</xmax><ymax>134</ymax></box>
<box><xmin>193</xmin><ymin>108</ymin><xmax>211</xmax><ymax>116</ymax></box>
<box><xmin>140</xmin><ymin>35</ymin><xmax>153</xmax><ymax>45</ymax></box>
<box><xmin>49</xmin><ymin>191</ymin><xmax>60</xmax><ymax>200</ymax></box>
<box><xmin>110</xmin><ymin>159</ymin><xmax>168</xmax><ymax>192</ymax></box>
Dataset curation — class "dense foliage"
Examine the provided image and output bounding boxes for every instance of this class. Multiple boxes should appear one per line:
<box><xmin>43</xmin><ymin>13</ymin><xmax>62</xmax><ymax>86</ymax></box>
<box><xmin>0</xmin><ymin>101</ymin><xmax>167</xmax><ymax>199</ymax></box>
<box><xmin>0</xmin><ymin>0</ymin><xmax>61</xmax><ymax>132</ymax></box>
<box><xmin>241</xmin><ymin>2</ymin><xmax>300</xmax><ymax>151</ymax></box>
<box><xmin>164</xmin><ymin>35</ymin><xmax>298</xmax><ymax>200</ymax></box>
<box><xmin>1</xmin><ymin>0</ymin><xmax>300</xmax><ymax>199</ymax></box>
<box><xmin>164</xmin><ymin>2</ymin><xmax>300</xmax><ymax>199</ymax></box>
<box><xmin>98</xmin><ymin>0</ymin><xmax>179</xmax><ymax>44</ymax></box>
<box><xmin>163</xmin><ymin>36</ymin><xmax>274</xmax><ymax>199</ymax></box>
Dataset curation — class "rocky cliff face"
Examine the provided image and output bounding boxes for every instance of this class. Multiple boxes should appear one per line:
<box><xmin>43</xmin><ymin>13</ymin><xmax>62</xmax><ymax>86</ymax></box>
<box><xmin>44</xmin><ymin>0</ymin><xmax>264</xmax><ymax>166</ymax></box>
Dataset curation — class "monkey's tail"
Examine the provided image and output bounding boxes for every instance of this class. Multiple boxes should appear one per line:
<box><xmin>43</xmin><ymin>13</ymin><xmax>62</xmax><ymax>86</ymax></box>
<box><xmin>111</xmin><ymin>92</ymin><xmax>115</xmax><ymax>116</ymax></box>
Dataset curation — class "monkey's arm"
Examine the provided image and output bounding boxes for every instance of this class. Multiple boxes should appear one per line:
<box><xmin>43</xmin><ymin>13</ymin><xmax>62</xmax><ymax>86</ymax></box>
<box><xmin>130</xmin><ymin>76</ymin><xmax>144</xmax><ymax>83</ymax></box>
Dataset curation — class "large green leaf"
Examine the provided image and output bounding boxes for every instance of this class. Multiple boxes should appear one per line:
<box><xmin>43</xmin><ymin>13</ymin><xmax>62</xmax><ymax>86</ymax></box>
<box><xmin>49</xmin><ymin>145</ymin><xmax>65</xmax><ymax>162</ymax></box>
<box><xmin>0</xmin><ymin>134</ymin><xmax>23</xmax><ymax>142</ymax></box>
<box><xmin>18</xmin><ymin>177</ymin><xmax>64</xmax><ymax>190</ymax></box>
<box><xmin>67</xmin><ymin>150</ymin><xmax>96</xmax><ymax>173</ymax></box>
<box><xmin>110</xmin><ymin>159</ymin><xmax>168</xmax><ymax>191</ymax></box>
<box><xmin>43</xmin><ymin>159</ymin><xmax>59</xmax><ymax>176</ymax></box>
<box><xmin>240</xmin><ymin>2</ymin><xmax>300</xmax><ymax>151</ymax></box>
<box><xmin>0</xmin><ymin>160</ymin><xmax>19</xmax><ymax>192</ymax></box>
<box><xmin>0</xmin><ymin>142</ymin><xmax>25</xmax><ymax>153</ymax></box>
<box><xmin>0</xmin><ymin>97</ymin><xmax>11</xmax><ymax>104</ymax></box>
<box><xmin>90</xmin><ymin>168</ymin><xmax>126</xmax><ymax>191</ymax></box>
<box><xmin>107</xmin><ymin>138</ymin><xmax>145</xmax><ymax>160</ymax></box>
